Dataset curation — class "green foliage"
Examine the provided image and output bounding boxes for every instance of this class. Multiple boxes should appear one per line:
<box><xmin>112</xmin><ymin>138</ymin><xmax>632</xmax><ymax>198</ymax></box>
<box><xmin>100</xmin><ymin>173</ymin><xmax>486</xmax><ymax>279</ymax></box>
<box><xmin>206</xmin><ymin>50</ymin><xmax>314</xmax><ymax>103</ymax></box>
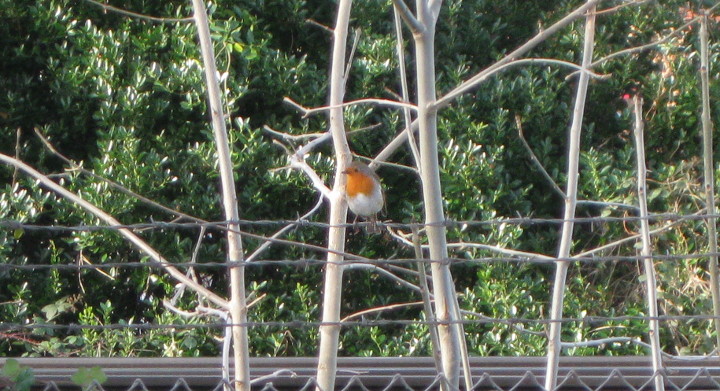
<box><xmin>1</xmin><ymin>0</ymin><xmax>719</xmax><ymax>359</ymax></box>
<box><xmin>1</xmin><ymin>359</ymin><xmax>35</xmax><ymax>391</ymax></box>
<box><xmin>71</xmin><ymin>366</ymin><xmax>107</xmax><ymax>390</ymax></box>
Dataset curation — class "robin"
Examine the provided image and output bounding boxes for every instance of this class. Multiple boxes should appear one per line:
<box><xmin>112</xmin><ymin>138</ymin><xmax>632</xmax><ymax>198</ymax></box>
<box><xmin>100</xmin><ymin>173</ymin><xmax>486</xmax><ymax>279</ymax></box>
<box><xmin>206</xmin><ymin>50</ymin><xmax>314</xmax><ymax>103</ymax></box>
<box><xmin>342</xmin><ymin>161</ymin><xmax>384</xmax><ymax>232</ymax></box>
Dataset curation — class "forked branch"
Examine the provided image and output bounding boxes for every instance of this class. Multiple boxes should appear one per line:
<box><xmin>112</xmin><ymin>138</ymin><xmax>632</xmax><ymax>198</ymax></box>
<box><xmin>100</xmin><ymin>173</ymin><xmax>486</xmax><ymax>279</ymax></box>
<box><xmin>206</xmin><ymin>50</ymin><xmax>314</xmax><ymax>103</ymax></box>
<box><xmin>0</xmin><ymin>153</ymin><xmax>228</xmax><ymax>309</ymax></box>
<box><xmin>392</xmin><ymin>0</ymin><xmax>423</xmax><ymax>34</ymax></box>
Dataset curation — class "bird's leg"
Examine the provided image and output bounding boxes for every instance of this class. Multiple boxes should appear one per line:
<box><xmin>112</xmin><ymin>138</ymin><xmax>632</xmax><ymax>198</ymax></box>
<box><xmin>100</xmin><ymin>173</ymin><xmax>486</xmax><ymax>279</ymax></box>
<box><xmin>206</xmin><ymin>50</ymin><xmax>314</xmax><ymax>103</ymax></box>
<box><xmin>351</xmin><ymin>214</ymin><xmax>360</xmax><ymax>234</ymax></box>
<box><xmin>368</xmin><ymin>214</ymin><xmax>379</xmax><ymax>234</ymax></box>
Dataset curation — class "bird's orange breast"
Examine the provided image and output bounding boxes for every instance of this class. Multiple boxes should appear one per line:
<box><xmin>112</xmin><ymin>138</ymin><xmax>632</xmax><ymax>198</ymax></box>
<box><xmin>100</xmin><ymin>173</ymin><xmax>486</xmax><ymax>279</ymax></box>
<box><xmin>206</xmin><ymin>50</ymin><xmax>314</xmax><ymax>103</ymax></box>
<box><xmin>346</xmin><ymin>172</ymin><xmax>375</xmax><ymax>197</ymax></box>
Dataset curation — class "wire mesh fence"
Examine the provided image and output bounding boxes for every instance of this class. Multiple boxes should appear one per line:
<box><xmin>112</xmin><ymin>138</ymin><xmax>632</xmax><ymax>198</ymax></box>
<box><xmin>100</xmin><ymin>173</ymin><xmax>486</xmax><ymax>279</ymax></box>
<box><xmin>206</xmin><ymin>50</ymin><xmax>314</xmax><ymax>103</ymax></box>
<box><xmin>2</xmin><ymin>357</ymin><xmax>720</xmax><ymax>391</ymax></box>
<box><xmin>8</xmin><ymin>357</ymin><xmax>720</xmax><ymax>391</ymax></box>
<box><xmin>3</xmin><ymin>216</ymin><xmax>720</xmax><ymax>337</ymax></box>
<box><xmin>4</xmin><ymin>215</ymin><xmax>720</xmax><ymax>363</ymax></box>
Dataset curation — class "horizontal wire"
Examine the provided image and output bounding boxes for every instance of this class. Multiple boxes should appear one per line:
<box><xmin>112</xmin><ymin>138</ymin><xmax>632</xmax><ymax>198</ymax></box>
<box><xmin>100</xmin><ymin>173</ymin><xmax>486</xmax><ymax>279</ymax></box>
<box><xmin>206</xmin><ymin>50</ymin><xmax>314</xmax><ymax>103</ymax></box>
<box><xmin>0</xmin><ymin>212</ymin><xmax>716</xmax><ymax>232</ymax></box>
<box><xmin>2</xmin><ymin>214</ymin><xmax>716</xmax><ymax>338</ymax></box>
<box><xmin>1</xmin><ymin>251</ymin><xmax>720</xmax><ymax>271</ymax></box>
<box><xmin>2</xmin><ymin>314</ymin><xmax>719</xmax><ymax>332</ymax></box>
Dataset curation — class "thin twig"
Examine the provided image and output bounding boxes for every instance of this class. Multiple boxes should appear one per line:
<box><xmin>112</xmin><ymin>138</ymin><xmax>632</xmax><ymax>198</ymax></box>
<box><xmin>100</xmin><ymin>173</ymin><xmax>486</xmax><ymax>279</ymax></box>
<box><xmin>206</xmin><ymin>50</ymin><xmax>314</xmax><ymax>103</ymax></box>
<box><xmin>515</xmin><ymin>114</ymin><xmax>565</xmax><ymax>198</ymax></box>
<box><xmin>373</xmin><ymin>119</ymin><xmax>417</xmax><ymax>165</ymax></box>
<box><xmin>340</xmin><ymin>301</ymin><xmax>425</xmax><ymax>322</ymax></box>
<box><xmin>367</xmin><ymin>159</ymin><xmax>417</xmax><ymax>174</ymax></box>
<box><xmin>250</xmin><ymin>370</ymin><xmax>298</xmax><ymax>385</ymax></box>
<box><xmin>263</xmin><ymin>124</ymin><xmax>379</xmax><ymax>149</ymax></box>
<box><xmin>461</xmin><ymin>310</ymin><xmax>545</xmax><ymax>336</ymax></box>
<box><xmin>348</xmin><ymin>123</ymin><xmax>383</xmax><ymax>136</ymax></box>
<box><xmin>246</xmin><ymin>195</ymin><xmax>324</xmax><ymax>262</ymax></box>
<box><xmin>296</xmin><ymin>132</ymin><xmax>333</xmax><ymax>157</ymax></box>
<box><xmin>285</xmin><ymin>148</ymin><xmax>333</xmax><ymax>200</ymax></box>
<box><xmin>343</xmin><ymin>29</ymin><xmax>361</xmax><ymax>90</ymax></box>
<box><xmin>345</xmin><ymin>263</ymin><xmax>422</xmax><ymax>293</ymax></box>
<box><xmin>517</xmin><ymin>116</ymin><xmax>635</xmax><ymax>210</ymax></box>
<box><xmin>12</xmin><ymin>128</ymin><xmax>21</xmax><ymax>186</ymax></box>
<box><xmin>0</xmin><ymin>152</ymin><xmax>229</xmax><ymax>310</ymax></box>
<box><xmin>593</xmin><ymin>0</ymin><xmax>651</xmax><ymax>16</ymax></box>
<box><xmin>560</xmin><ymin>336</ymin><xmax>662</xmax><ymax>353</ymax></box>
<box><xmin>699</xmin><ymin>13</ymin><xmax>720</xmax><ymax>350</ymax></box>
<box><xmin>392</xmin><ymin>2</ymin><xmax>422</xmax><ymax>171</ymax></box>
<box><xmin>412</xmin><ymin>225</ymin><xmax>442</xmax><ymax>374</ymax></box>
<box><xmin>34</xmin><ymin>128</ymin><xmax>204</xmax><ymax>224</ymax></box>
<box><xmin>283</xmin><ymin>96</ymin><xmax>418</xmax><ymax>118</ymax></box>
<box><xmin>305</xmin><ymin>19</ymin><xmax>333</xmax><ymax>34</ymax></box>
<box><xmin>587</xmin><ymin>2</ymin><xmax>720</xmax><ymax>71</ymax></box>
<box><xmin>452</xmin><ymin>277</ymin><xmax>472</xmax><ymax>391</ymax></box>
<box><xmin>185</xmin><ymin>226</ymin><xmax>206</xmax><ymax>303</ymax></box>
<box><xmin>263</xmin><ymin>125</ymin><xmax>325</xmax><ymax>142</ymax></box>
<box><xmin>81</xmin><ymin>0</ymin><xmax>193</xmax><ymax>23</ymax></box>
<box><xmin>190</xmin><ymin>226</ymin><xmax>207</xmax><ymax>266</ymax></box>
<box><xmin>437</xmin><ymin>57</ymin><xmax>608</xmax><ymax>109</ymax></box>
<box><xmin>389</xmin><ymin>227</ymin><xmax>555</xmax><ymax>261</ymax></box>
<box><xmin>435</xmin><ymin>0</ymin><xmax>605</xmax><ymax>109</ymax></box>
<box><xmin>572</xmin><ymin>210</ymin><xmax>706</xmax><ymax>259</ymax></box>
<box><xmin>449</xmin><ymin>242</ymin><xmax>555</xmax><ymax>261</ymax></box>
<box><xmin>632</xmin><ymin>94</ymin><xmax>664</xmax><ymax>391</ymax></box>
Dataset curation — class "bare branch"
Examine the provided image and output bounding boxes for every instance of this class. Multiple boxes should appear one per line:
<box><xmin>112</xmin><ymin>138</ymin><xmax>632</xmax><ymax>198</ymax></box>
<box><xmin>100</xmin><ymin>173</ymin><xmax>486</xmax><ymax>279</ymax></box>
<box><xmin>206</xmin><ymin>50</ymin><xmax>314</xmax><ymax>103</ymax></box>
<box><xmin>392</xmin><ymin>3</ymin><xmax>422</xmax><ymax>171</ymax></box>
<box><xmin>286</xmin><ymin>151</ymin><xmax>333</xmax><ymax>200</ymax></box>
<box><xmin>594</xmin><ymin>0</ymin><xmax>651</xmax><ymax>16</ymax></box>
<box><xmin>190</xmin><ymin>226</ymin><xmax>207</xmax><ymax>267</ymax></box>
<box><xmin>545</xmin><ymin>3</ymin><xmax>596</xmax><ymax>388</ymax></box>
<box><xmin>12</xmin><ymin>128</ymin><xmax>21</xmax><ymax>186</ymax></box>
<box><xmin>246</xmin><ymin>195</ymin><xmax>325</xmax><ymax>262</ymax></box>
<box><xmin>699</xmin><ymin>13</ymin><xmax>720</xmax><ymax>350</ymax></box>
<box><xmin>341</xmin><ymin>301</ymin><xmax>424</xmax><ymax>322</ymax></box>
<box><xmin>571</xmin><ymin>210</ymin><xmax>705</xmax><ymax>259</ymax></box>
<box><xmin>373</xmin><ymin>119</ymin><xmax>418</xmax><ymax>166</ymax></box>
<box><xmin>437</xmin><ymin>57</ymin><xmax>608</xmax><ymax>109</ymax></box>
<box><xmin>283</xmin><ymin>96</ymin><xmax>418</xmax><ymax>118</ymax></box>
<box><xmin>448</xmin><ymin>242</ymin><xmax>555</xmax><ymax>262</ymax></box>
<box><xmin>36</xmin><ymin>130</ymin><xmax>366</xmax><ymax>264</ymax></box>
<box><xmin>296</xmin><ymin>133</ymin><xmax>333</xmax><ymax>157</ymax></box>
<box><xmin>343</xmin><ymin>29</ymin><xmax>362</xmax><ymax>89</ymax></box>
<box><xmin>631</xmin><ymin>93</ymin><xmax>665</xmax><ymax>390</ymax></box>
<box><xmin>193</xmin><ymin>0</ymin><xmax>250</xmax><ymax>385</ymax></box>
<box><xmin>435</xmin><ymin>0</ymin><xmax>603</xmax><ymax>109</ymax></box>
<box><xmin>34</xmin><ymin>128</ymin><xmax>204</xmax><ymax>224</ymax></box>
<box><xmin>515</xmin><ymin>114</ymin><xmax>566</xmax><ymax>199</ymax></box>
<box><xmin>250</xmin><ymin>370</ymin><xmax>299</xmax><ymax>385</ymax></box>
<box><xmin>392</xmin><ymin>0</ymin><xmax>423</xmax><ymax>35</ymax></box>
<box><xmin>518</xmin><ymin>116</ymin><xmax>634</xmax><ymax>211</ymax></box>
<box><xmin>306</xmin><ymin>19</ymin><xmax>333</xmax><ymax>34</ymax></box>
<box><xmin>586</xmin><ymin>1</ymin><xmax>720</xmax><ymax>73</ymax></box>
<box><xmin>428</xmin><ymin>0</ymin><xmax>443</xmax><ymax>21</ymax></box>
<box><xmin>462</xmin><ymin>310</ymin><xmax>545</xmax><ymax>336</ymax></box>
<box><xmin>81</xmin><ymin>0</ymin><xmax>193</xmax><ymax>23</ymax></box>
<box><xmin>589</xmin><ymin>19</ymin><xmax>696</xmax><ymax>70</ymax></box>
<box><xmin>345</xmin><ymin>264</ymin><xmax>422</xmax><ymax>293</ymax></box>
<box><xmin>0</xmin><ymin>152</ymin><xmax>229</xmax><ymax>310</ymax></box>
<box><xmin>316</xmin><ymin>0</ymin><xmax>354</xmax><ymax>387</ymax></box>
<box><xmin>412</xmin><ymin>225</ymin><xmax>442</xmax><ymax>374</ymax></box>
<box><xmin>263</xmin><ymin>125</ymin><xmax>326</xmax><ymax>142</ymax></box>
<box><xmin>389</xmin><ymin>226</ymin><xmax>554</xmax><ymax>262</ymax></box>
